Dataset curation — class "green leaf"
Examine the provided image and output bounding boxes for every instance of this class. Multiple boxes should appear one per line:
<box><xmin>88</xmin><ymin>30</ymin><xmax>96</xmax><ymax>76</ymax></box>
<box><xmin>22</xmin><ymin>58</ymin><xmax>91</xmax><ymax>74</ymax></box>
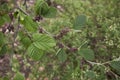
<box><xmin>20</xmin><ymin>36</ymin><xmax>32</xmax><ymax>48</ymax></box>
<box><xmin>0</xmin><ymin>32</ymin><xmax>5</xmax><ymax>46</ymax></box>
<box><xmin>85</xmin><ymin>70</ymin><xmax>96</xmax><ymax>79</ymax></box>
<box><xmin>27</xmin><ymin>33</ymin><xmax>55</xmax><ymax>60</ymax></box>
<box><xmin>79</xmin><ymin>49</ymin><xmax>94</xmax><ymax>61</ymax></box>
<box><xmin>57</xmin><ymin>49</ymin><xmax>67</xmax><ymax>62</ymax></box>
<box><xmin>21</xmin><ymin>16</ymin><xmax>38</xmax><ymax>32</ymax></box>
<box><xmin>2</xmin><ymin>77</ymin><xmax>9</xmax><ymax>80</ymax></box>
<box><xmin>0</xmin><ymin>14</ymin><xmax>10</xmax><ymax>26</ymax></box>
<box><xmin>35</xmin><ymin>0</ymin><xmax>49</xmax><ymax>16</ymax></box>
<box><xmin>110</xmin><ymin>59</ymin><xmax>120</xmax><ymax>75</ymax></box>
<box><xmin>0</xmin><ymin>45</ymin><xmax>7</xmax><ymax>56</ymax></box>
<box><xmin>34</xmin><ymin>0</ymin><xmax>57</xmax><ymax>18</ymax></box>
<box><xmin>27</xmin><ymin>44</ymin><xmax>43</xmax><ymax>60</ymax></box>
<box><xmin>41</xmin><ymin>2</ymin><xmax>49</xmax><ymax>15</ymax></box>
<box><xmin>18</xmin><ymin>31</ymin><xmax>25</xmax><ymax>39</ymax></box>
<box><xmin>19</xmin><ymin>11</ymin><xmax>26</xmax><ymax>21</ymax></box>
<box><xmin>73</xmin><ymin>15</ymin><xmax>86</xmax><ymax>29</ymax></box>
<box><xmin>44</xmin><ymin>7</ymin><xmax>57</xmax><ymax>18</ymax></box>
<box><xmin>0</xmin><ymin>3</ymin><xmax>9</xmax><ymax>16</ymax></box>
<box><xmin>32</xmin><ymin>33</ymin><xmax>56</xmax><ymax>50</ymax></box>
<box><xmin>13</xmin><ymin>72</ymin><xmax>25</xmax><ymax>80</ymax></box>
<box><xmin>35</xmin><ymin>0</ymin><xmax>44</xmax><ymax>15</ymax></box>
<box><xmin>19</xmin><ymin>32</ymin><xmax>32</xmax><ymax>48</ymax></box>
<box><xmin>12</xmin><ymin>58</ymin><xmax>20</xmax><ymax>72</ymax></box>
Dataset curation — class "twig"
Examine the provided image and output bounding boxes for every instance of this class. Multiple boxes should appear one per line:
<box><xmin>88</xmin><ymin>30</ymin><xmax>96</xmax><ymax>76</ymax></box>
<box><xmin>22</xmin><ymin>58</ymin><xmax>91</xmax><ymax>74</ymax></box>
<box><xmin>42</xmin><ymin>28</ymin><xmax>54</xmax><ymax>37</ymax></box>
<box><xmin>23</xmin><ymin>28</ymin><xmax>33</xmax><ymax>42</ymax></box>
<box><xmin>23</xmin><ymin>0</ymin><xmax>27</xmax><ymax>10</ymax></box>
<box><xmin>14</xmin><ymin>17</ymin><xmax>20</xmax><ymax>40</ymax></box>
<box><xmin>78</xmin><ymin>41</ymin><xmax>88</xmax><ymax>50</ymax></box>
<box><xmin>17</xmin><ymin>6</ymin><xmax>29</xmax><ymax>16</ymax></box>
<box><xmin>109</xmin><ymin>70</ymin><xmax>120</xmax><ymax>79</ymax></box>
<box><xmin>23</xmin><ymin>0</ymin><xmax>27</xmax><ymax>6</ymax></box>
<box><xmin>10</xmin><ymin>16</ymin><xmax>20</xmax><ymax>67</ymax></box>
<box><xmin>86</xmin><ymin>60</ymin><xmax>102</xmax><ymax>66</ymax></box>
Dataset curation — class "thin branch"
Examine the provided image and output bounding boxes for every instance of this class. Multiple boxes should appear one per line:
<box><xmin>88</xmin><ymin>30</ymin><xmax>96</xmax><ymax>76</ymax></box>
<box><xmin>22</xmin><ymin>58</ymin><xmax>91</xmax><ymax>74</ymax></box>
<box><xmin>42</xmin><ymin>28</ymin><xmax>54</xmax><ymax>37</ymax></box>
<box><xmin>78</xmin><ymin>41</ymin><xmax>88</xmax><ymax>50</ymax></box>
<box><xmin>86</xmin><ymin>60</ymin><xmax>102</xmax><ymax>66</ymax></box>
<box><xmin>23</xmin><ymin>0</ymin><xmax>28</xmax><ymax>10</ymax></box>
<box><xmin>23</xmin><ymin>0</ymin><xmax>27</xmax><ymax>6</ymax></box>
<box><xmin>17</xmin><ymin>6</ymin><xmax>29</xmax><ymax>16</ymax></box>
<box><xmin>10</xmin><ymin>16</ymin><xmax>20</xmax><ymax>67</ymax></box>
<box><xmin>109</xmin><ymin>70</ymin><xmax>120</xmax><ymax>79</ymax></box>
<box><xmin>14</xmin><ymin>17</ymin><xmax>20</xmax><ymax>40</ymax></box>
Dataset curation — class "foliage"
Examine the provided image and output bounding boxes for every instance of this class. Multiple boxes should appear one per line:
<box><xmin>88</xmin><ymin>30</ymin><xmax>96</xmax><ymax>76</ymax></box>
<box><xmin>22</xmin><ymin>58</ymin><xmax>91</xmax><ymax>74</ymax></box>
<box><xmin>0</xmin><ymin>0</ymin><xmax>120</xmax><ymax>80</ymax></box>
